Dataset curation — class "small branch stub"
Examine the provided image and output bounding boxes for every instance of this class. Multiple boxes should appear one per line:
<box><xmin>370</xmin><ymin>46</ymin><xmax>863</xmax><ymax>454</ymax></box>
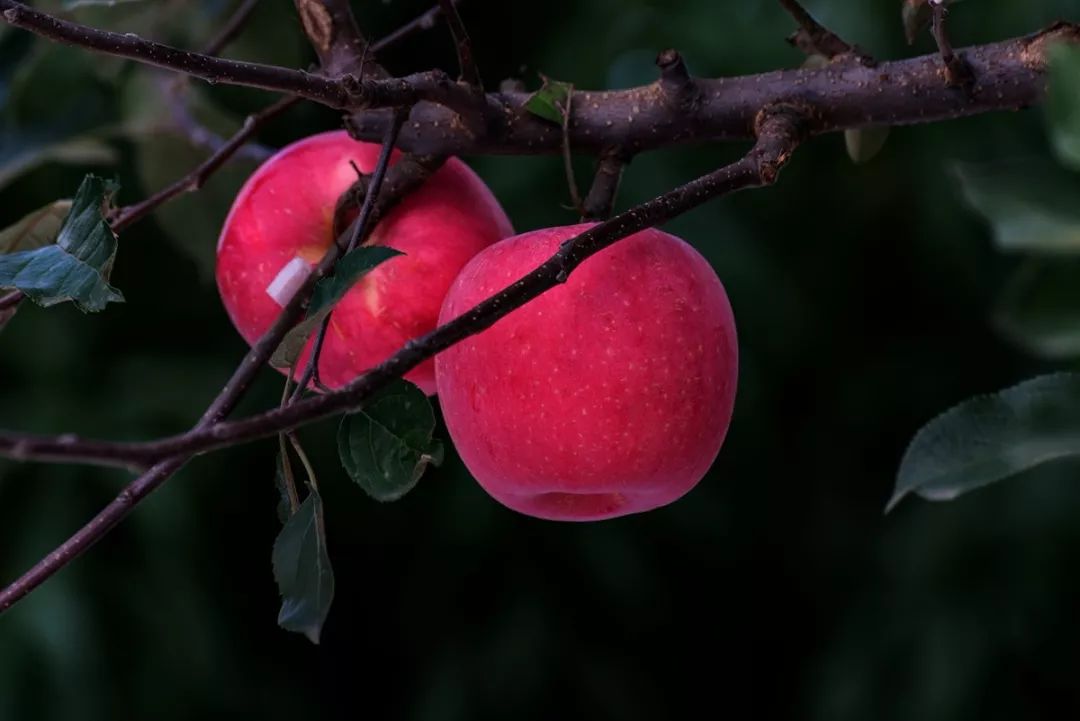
<box><xmin>930</xmin><ymin>0</ymin><xmax>974</xmax><ymax>86</ymax></box>
<box><xmin>656</xmin><ymin>49</ymin><xmax>699</xmax><ymax>109</ymax></box>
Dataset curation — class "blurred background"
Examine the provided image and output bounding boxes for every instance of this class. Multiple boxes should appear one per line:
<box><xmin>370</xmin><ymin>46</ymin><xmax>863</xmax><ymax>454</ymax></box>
<box><xmin>2</xmin><ymin>0</ymin><xmax>1080</xmax><ymax>719</ymax></box>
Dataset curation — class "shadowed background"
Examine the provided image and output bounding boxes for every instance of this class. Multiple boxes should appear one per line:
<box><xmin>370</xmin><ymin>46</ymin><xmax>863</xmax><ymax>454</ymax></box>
<box><xmin>2</xmin><ymin>1</ymin><xmax>1080</xmax><ymax>719</ymax></box>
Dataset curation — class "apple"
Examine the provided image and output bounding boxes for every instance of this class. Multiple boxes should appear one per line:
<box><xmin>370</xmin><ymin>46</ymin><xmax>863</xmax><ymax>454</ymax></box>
<box><xmin>216</xmin><ymin>130</ymin><xmax>513</xmax><ymax>394</ymax></box>
<box><xmin>435</xmin><ymin>223</ymin><xmax>738</xmax><ymax>521</ymax></box>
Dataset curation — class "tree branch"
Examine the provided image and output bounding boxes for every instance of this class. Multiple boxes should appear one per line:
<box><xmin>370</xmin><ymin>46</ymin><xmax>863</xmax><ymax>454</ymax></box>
<box><xmin>349</xmin><ymin>23</ymin><xmax>1078</xmax><ymax>156</ymax></box>
<box><xmin>3</xmin><ymin>3</ymin><xmax>1071</xmax><ymax>158</ymax></box>
<box><xmin>0</xmin><ymin>0</ymin><xmax>477</xmax><ymax>114</ymax></box>
<box><xmin>292</xmin><ymin>110</ymin><xmax>407</xmax><ymax>397</ymax></box>
<box><xmin>202</xmin><ymin>0</ymin><xmax>261</xmax><ymax>57</ymax></box>
<box><xmin>0</xmin><ymin>0</ymin><xmax>351</xmax><ymax>107</ymax></box>
<box><xmin>930</xmin><ymin>0</ymin><xmax>973</xmax><ymax>86</ymax></box>
<box><xmin>110</xmin><ymin>96</ymin><xmax>301</xmax><ymax>232</ymax></box>
<box><xmin>0</xmin><ymin>107</ymin><xmax>806</xmax><ymax>472</ymax></box>
<box><xmin>779</xmin><ymin>0</ymin><xmax>870</xmax><ymax>63</ymax></box>
<box><xmin>0</xmin><ymin>290</ymin><xmax>23</xmax><ymax>311</ymax></box>
<box><xmin>582</xmin><ymin>149</ymin><xmax>627</xmax><ymax>221</ymax></box>
<box><xmin>0</xmin><ymin>118</ymin><xmax>416</xmax><ymax>613</ymax></box>
<box><xmin>370</xmin><ymin>0</ymin><xmax>462</xmax><ymax>53</ymax></box>
<box><xmin>292</xmin><ymin>0</ymin><xmax>384</xmax><ymax>78</ymax></box>
<box><xmin>437</xmin><ymin>0</ymin><xmax>482</xmax><ymax>91</ymax></box>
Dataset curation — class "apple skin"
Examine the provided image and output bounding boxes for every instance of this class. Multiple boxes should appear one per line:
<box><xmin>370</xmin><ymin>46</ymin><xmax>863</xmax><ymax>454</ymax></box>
<box><xmin>435</xmin><ymin>223</ymin><xmax>738</xmax><ymax>521</ymax></box>
<box><xmin>216</xmin><ymin>130</ymin><xmax>513</xmax><ymax>394</ymax></box>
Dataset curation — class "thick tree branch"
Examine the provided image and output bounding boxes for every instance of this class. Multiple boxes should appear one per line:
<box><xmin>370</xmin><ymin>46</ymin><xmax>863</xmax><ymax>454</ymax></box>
<box><xmin>0</xmin><ymin>108</ymin><xmax>806</xmax><ymax>471</ymax></box>
<box><xmin>2</xmin><ymin>2</ymin><xmax>1072</xmax><ymax>158</ymax></box>
<box><xmin>350</xmin><ymin>23</ymin><xmax>1079</xmax><ymax>156</ymax></box>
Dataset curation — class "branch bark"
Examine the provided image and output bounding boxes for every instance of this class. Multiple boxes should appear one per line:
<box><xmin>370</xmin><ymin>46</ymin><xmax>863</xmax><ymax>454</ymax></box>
<box><xmin>2</xmin><ymin>2</ymin><xmax>1073</xmax><ymax>157</ymax></box>
<box><xmin>779</xmin><ymin>0</ymin><xmax>870</xmax><ymax>63</ymax></box>
<box><xmin>292</xmin><ymin>0</ymin><xmax>384</xmax><ymax>78</ymax></box>
<box><xmin>349</xmin><ymin>23</ymin><xmax>1078</xmax><ymax>156</ymax></box>
<box><xmin>0</xmin><ymin>0</ymin><xmax>474</xmax><ymax>112</ymax></box>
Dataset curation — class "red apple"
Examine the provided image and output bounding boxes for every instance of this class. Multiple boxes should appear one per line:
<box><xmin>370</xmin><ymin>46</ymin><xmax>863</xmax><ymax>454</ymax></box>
<box><xmin>435</xmin><ymin>223</ymin><xmax>738</xmax><ymax>521</ymax></box>
<box><xmin>216</xmin><ymin>130</ymin><xmax>513</xmax><ymax>394</ymax></box>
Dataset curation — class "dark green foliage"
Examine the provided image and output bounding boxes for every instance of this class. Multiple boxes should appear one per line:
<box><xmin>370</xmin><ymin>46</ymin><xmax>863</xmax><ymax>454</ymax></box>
<box><xmin>338</xmin><ymin>379</ymin><xmax>444</xmax><ymax>502</ymax></box>
<box><xmin>0</xmin><ymin>175</ymin><xmax>123</xmax><ymax>311</ymax></box>
<box><xmin>271</xmin><ymin>489</ymin><xmax>334</xmax><ymax>644</ymax></box>
<box><xmin>892</xmin><ymin>373</ymin><xmax>1080</xmax><ymax>509</ymax></box>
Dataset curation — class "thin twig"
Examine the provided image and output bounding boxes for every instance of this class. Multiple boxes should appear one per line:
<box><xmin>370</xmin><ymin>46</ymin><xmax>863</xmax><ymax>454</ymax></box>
<box><xmin>0</xmin><ymin>0</ymin><xmax>481</xmax><ymax>115</ymax></box>
<box><xmin>111</xmin><ymin>96</ymin><xmax>301</xmax><ymax>232</ymax></box>
<box><xmin>291</xmin><ymin>110</ymin><xmax>407</xmax><ymax>399</ymax></box>
<box><xmin>286</xmin><ymin>432</ymin><xmax>319</xmax><ymax>491</ymax></box>
<box><xmin>778</xmin><ymin>0</ymin><xmax>870</xmax><ymax>63</ymax></box>
<box><xmin>0</xmin><ymin>108</ymin><xmax>807</xmax><ymax>472</ymax></box>
<box><xmin>930</xmin><ymin>0</ymin><xmax>973</xmax><ymax>86</ymax></box>
<box><xmin>371</xmin><ymin>0</ymin><xmax>461</xmax><ymax>53</ymax></box>
<box><xmin>0</xmin><ymin>291</ymin><xmax>23</xmax><ymax>311</ymax></box>
<box><xmin>202</xmin><ymin>0</ymin><xmax>261</xmax><ymax>56</ymax></box>
<box><xmin>436</xmin><ymin>0</ymin><xmax>482</xmax><ymax>91</ymax></box>
<box><xmin>1</xmin><ymin>1</ymin><xmax>1073</xmax><ymax>153</ymax></box>
<box><xmin>293</xmin><ymin>0</ymin><xmax>381</xmax><ymax>78</ymax></box>
<box><xmin>561</xmin><ymin>87</ymin><xmax>584</xmax><ymax>215</ymax></box>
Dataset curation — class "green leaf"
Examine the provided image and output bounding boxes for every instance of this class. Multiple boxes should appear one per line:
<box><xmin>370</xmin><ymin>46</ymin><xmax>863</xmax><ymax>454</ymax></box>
<box><xmin>1047</xmin><ymin>43</ymin><xmax>1080</xmax><ymax>171</ymax></box>
<box><xmin>270</xmin><ymin>246</ymin><xmax>402</xmax><ymax>369</ymax></box>
<box><xmin>338</xmin><ymin>380</ymin><xmax>445</xmax><ymax>502</ymax></box>
<box><xmin>0</xmin><ymin>200</ymin><xmax>72</xmax><ymax>254</ymax></box>
<box><xmin>953</xmin><ymin>159</ymin><xmax>1080</xmax><ymax>254</ymax></box>
<box><xmin>0</xmin><ymin>175</ymin><xmax>124</xmax><ymax>312</ymax></box>
<box><xmin>995</xmin><ymin>259</ymin><xmax>1080</xmax><ymax>358</ymax></box>
<box><xmin>271</xmin><ymin>490</ymin><xmax>334</xmax><ymax>644</ymax></box>
<box><xmin>524</xmin><ymin>76</ymin><xmax>573</xmax><ymax>124</ymax></box>
<box><xmin>844</xmin><ymin>126</ymin><xmax>890</xmax><ymax>165</ymax></box>
<box><xmin>889</xmin><ymin>373</ymin><xmax>1080</xmax><ymax>511</ymax></box>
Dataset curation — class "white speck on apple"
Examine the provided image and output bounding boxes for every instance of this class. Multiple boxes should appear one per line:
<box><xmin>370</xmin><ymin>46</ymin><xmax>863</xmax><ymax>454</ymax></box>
<box><xmin>265</xmin><ymin>256</ymin><xmax>312</xmax><ymax>307</ymax></box>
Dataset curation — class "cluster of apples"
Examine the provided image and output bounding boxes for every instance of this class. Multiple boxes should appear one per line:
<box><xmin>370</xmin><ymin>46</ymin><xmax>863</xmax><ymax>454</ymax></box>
<box><xmin>216</xmin><ymin>131</ymin><xmax>738</xmax><ymax>521</ymax></box>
